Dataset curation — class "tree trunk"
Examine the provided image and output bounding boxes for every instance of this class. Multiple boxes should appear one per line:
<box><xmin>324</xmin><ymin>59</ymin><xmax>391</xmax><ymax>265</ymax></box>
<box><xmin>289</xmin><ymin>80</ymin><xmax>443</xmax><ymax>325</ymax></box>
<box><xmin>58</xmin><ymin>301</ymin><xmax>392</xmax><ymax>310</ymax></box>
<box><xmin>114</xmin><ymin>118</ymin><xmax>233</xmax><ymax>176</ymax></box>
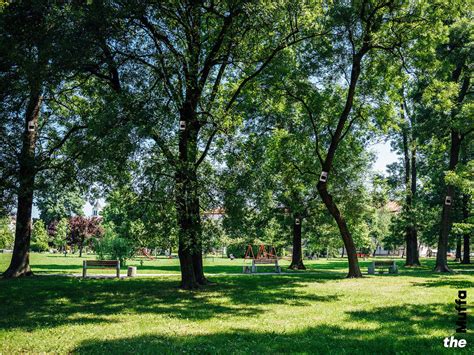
<box><xmin>318</xmin><ymin>182</ymin><xmax>362</xmax><ymax>277</ymax></box>
<box><xmin>435</xmin><ymin>131</ymin><xmax>461</xmax><ymax>272</ymax></box>
<box><xmin>455</xmin><ymin>235</ymin><xmax>462</xmax><ymax>262</ymax></box>
<box><xmin>315</xmin><ymin>54</ymin><xmax>364</xmax><ymax>278</ymax></box>
<box><xmin>462</xmin><ymin>234</ymin><xmax>470</xmax><ymax>264</ymax></box>
<box><xmin>189</xmin><ymin>141</ymin><xmax>209</xmax><ymax>285</ymax></box>
<box><xmin>461</xmin><ymin>194</ymin><xmax>470</xmax><ymax>264</ymax></box>
<box><xmin>3</xmin><ymin>91</ymin><xmax>42</xmax><ymax>278</ymax></box>
<box><xmin>289</xmin><ymin>216</ymin><xmax>305</xmax><ymax>270</ymax></box>
<box><xmin>190</xmin><ymin>187</ymin><xmax>209</xmax><ymax>285</ymax></box>
<box><xmin>409</xmin><ymin>146</ymin><xmax>420</xmax><ymax>265</ymax></box>
<box><xmin>79</xmin><ymin>239</ymin><xmax>84</xmax><ymax>258</ymax></box>
<box><xmin>175</xmin><ymin>103</ymin><xmax>207</xmax><ymax>289</ymax></box>
<box><xmin>401</xmin><ymin>105</ymin><xmax>420</xmax><ymax>267</ymax></box>
<box><xmin>175</xmin><ymin>175</ymin><xmax>198</xmax><ymax>289</ymax></box>
<box><xmin>435</xmin><ymin>68</ymin><xmax>469</xmax><ymax>272</ymax></box>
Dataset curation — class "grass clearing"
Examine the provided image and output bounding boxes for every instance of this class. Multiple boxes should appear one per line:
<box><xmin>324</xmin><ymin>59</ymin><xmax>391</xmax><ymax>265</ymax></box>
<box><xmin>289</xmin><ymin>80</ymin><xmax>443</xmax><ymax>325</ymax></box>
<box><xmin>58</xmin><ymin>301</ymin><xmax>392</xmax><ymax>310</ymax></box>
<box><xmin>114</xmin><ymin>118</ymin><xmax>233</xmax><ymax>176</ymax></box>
<box><xmin>0</xmin><ymin>253</ymin><xmax>472</xmax><ymax>353</ymax></box>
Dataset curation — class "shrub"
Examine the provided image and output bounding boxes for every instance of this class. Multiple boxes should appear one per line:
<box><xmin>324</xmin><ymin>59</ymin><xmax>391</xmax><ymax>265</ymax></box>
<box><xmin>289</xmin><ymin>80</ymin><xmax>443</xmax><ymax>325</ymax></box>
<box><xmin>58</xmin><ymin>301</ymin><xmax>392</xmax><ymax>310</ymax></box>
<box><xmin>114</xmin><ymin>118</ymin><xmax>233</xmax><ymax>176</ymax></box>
<box><xmin>95</xmin><ymin>227</ymin><xmax>135</xmax><ymax>265</ymax></box>
<box><xmin>226</xmin><ymin>241</ymin><xmax>250</xmax><ymax>258</ymax></box>
<box><xmin>30</xmin><ymin>220</ymin><xmax>49</xmax><ymax>252</ymax></box>
<box><xmin>0</xmin><ymin>216</ymin><xmax>14</xmax><ymax>249</ymax></box>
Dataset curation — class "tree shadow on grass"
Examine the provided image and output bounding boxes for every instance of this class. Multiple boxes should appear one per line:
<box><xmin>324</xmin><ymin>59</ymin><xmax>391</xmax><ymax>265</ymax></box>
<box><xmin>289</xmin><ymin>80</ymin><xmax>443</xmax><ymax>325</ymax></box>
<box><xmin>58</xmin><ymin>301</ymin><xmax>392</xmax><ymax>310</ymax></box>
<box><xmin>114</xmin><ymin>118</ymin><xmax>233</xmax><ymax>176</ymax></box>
<box><xmin>72</xmin><ymin>303</ymin><xmax>473</xmax><ymax>355</ymax></box>
<box><xmin>412</xmin><ymin>279</ymin><xmax>474</xmax><ymax>289</ymax></box>
<box><xmin>28</xmin><ymin>262</ymin><xmax>350</xmax><ymax>276</ymax></box>
<box><xmin>0</xmin><ymin>274</ymin><xmax>335</xmax><ymax>332</ymax></box>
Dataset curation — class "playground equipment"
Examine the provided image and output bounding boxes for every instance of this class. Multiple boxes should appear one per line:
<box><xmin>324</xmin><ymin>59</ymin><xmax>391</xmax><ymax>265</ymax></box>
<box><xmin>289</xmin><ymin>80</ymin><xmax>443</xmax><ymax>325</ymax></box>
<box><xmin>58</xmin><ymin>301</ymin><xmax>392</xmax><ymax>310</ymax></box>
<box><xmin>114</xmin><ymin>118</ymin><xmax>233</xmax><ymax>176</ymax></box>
<box><xmin>243</xmin><ymin>244</ymin><xmax>281</xmax><ymax>274</ymax></box>
<box><xmin>138</xmin><ymin>248</ymin><xmax>156</xmax><ymax>260</ymax></box>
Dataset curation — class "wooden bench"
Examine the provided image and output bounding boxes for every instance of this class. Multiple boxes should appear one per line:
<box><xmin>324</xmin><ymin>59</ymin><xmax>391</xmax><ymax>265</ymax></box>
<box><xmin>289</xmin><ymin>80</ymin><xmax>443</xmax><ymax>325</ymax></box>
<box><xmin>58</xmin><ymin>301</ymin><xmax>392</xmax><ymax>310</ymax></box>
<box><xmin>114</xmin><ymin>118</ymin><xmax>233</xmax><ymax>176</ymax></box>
<box><xmin>368</xmin><ymin>260</ymin><xmax>397</xmax><ymax>275</ymax></box>
<box><xmin>243</xmin><ymin>258</ymin><xmax>281</xmax><ymax>273</ymax></box>
<box><xmin>83</xmin><ymin>260</ymin><xmax>120</xmax><ymax>278</ymax></box>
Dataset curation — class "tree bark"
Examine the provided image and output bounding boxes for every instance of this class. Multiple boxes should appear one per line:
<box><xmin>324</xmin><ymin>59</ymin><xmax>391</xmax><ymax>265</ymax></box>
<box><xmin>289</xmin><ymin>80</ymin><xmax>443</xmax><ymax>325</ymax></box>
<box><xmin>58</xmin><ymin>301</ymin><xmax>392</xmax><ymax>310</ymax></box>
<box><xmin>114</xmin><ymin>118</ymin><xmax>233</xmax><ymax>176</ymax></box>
<box><xmin>435</xmin><ymin>70</ymin><xmax>470</xmax><ymax>272</ymax></box>
<box><xmin>175</xmin><ymin>100</ymin><xmax>207</xmax><ymax>289</ymax></box>
<box><xmin>434</xmin><ymin>131</ymin><xmax>461</xmax><ymax>272</ymax></box>
<box><xmin>289</xmin><ymin>216</ymin><xmax>305</xmax><ymax>270</ymax></box>
<box><xmin>318</xmin><ymin>183</ymin><xmax>362</xmax><ymax>277</ymax></box>
<box><xmin>79</xmin><ymin>238</ymin><xmax>84</xmax><ymax>258</ymax></box>
<box><xmin>175</xmin><ymin>170</ymin><xmax>199</xmax><ymax>289</ymax></box>
<box><xmin>462</xmin><ymin>234</ymin><xmax>470</xmax><ymax>264</ymax></box>
<box><xmin>455</xmin><ymin>235</ymin><xmax>462</xmax><ymax>262</ymax></box>
<box><xmin>461</xmin><ymin>194</ymin><xmax>470</xmax><ymax>264</ymax></box>
<box><xmin>3</xmin><ymin>91</ymin><xmax>42</xmax><ymax>278</ymax></box>
<box><xmin>315</xmin><ymin>53</ymin><xmax>365</xmax><ymax>278</ymax></box>
<box><xmin>401</xmin><ymin>103</ymin><xmax>420</xmax><ymax>267</ymax></box>
<box><xmin>190</xmin><ymin>186</ymin><xmax>209</xmax><ymax>285</ymax></box>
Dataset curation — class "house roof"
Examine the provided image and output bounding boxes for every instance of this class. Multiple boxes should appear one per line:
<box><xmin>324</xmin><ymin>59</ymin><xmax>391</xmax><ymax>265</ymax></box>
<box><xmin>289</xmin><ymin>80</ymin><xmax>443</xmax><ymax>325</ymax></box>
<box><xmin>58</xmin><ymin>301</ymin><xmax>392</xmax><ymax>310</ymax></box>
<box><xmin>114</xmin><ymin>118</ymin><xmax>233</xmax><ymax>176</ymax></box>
<box><xmin>203</xmin><ymin>208</ymin><xmax>225</xmax><ymax>215</ymax></box>
<box><xmin>385</xmin><ymin>201</ymin><xmax>401</xmax><ymax>213</ymax></box>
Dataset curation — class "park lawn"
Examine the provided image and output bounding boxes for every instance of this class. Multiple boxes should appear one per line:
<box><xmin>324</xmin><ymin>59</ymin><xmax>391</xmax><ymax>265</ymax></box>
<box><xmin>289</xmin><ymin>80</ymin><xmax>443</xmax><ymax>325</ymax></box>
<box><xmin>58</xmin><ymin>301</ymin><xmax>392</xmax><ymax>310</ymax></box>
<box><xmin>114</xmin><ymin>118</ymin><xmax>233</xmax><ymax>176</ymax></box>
<box><xmin>0</xmin><ymin>252</ymin><xmax>381</xmax><ymax>275</ymax></box>
<box><xmin>0</xmin><ymin>256</ymin><xmax>472</xmax><ymax>354</ymax></box>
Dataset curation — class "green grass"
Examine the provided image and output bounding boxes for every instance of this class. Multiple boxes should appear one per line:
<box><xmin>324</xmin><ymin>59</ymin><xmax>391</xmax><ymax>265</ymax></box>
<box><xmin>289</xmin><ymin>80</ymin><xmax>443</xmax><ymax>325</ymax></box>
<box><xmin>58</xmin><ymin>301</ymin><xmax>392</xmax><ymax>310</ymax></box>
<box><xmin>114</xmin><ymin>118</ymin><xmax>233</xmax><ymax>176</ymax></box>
<box><xmin>0</xmin><ymin>253</ymin><xmax>473</xmax><ymax>354</ymax></box>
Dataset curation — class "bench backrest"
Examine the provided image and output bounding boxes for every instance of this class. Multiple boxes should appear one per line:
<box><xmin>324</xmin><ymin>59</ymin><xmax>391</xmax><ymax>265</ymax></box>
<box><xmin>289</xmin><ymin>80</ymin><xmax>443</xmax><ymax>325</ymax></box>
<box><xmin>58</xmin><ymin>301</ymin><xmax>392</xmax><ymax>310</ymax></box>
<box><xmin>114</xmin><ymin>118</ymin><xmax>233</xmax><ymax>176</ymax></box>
<box><xmin>85</xmin><ymin>260</ymin><xmax>119</xmax><ymax>267</ymax></box>
<box><xmin>254</xmin><ymin>258</ymin><xmax>277</xmax><ymax>264</ymax></box>
<box><xmin>373</xmin><ymin>260</ymin><xmax>395</xmax><ymax>266</ymax></box>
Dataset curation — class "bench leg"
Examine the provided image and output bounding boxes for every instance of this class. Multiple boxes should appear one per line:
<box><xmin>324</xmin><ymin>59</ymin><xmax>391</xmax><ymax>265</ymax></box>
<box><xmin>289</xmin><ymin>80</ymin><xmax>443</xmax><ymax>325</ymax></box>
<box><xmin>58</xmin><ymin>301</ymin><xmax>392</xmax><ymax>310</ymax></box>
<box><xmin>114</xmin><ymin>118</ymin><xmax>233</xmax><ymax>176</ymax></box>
<box><xmin>116</xmin><ymin>261</ymin><xmax>120</xmax><ymax>278</ymax></box>
<box><xmin>83</xmin><ymin>260</ymin><xmax>87</xmax><ymax>278</ymax></box>
<box><xmin>368</xmin><ymin>265</ymin><xmax>374</xmax><ymax>275</ymax></box>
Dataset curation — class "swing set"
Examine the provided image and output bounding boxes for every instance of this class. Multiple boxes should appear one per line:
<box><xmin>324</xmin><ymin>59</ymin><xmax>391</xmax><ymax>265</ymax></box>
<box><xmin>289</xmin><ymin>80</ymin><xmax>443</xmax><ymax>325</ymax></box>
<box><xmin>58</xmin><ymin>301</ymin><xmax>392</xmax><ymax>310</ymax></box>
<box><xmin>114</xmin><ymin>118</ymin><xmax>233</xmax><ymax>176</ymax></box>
<box><xmin>242</xmin><ymin>244</ymin><xmax>281</xmax><ymax>274</ymax></box>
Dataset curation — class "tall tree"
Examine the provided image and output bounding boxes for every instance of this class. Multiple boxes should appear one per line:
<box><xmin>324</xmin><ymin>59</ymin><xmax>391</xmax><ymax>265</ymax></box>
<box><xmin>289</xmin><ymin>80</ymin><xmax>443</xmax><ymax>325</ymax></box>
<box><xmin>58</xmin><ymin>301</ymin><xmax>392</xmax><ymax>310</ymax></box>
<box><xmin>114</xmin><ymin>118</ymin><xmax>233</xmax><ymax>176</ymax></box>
<box><xmin>419</xmin><ymin>14</ymin><xmax>473</xmax><ymax>272</ymax></box>
<box><xmin>84</xmin><ymin>1</ymin><xmax>323</xmax><ymax>289</ymax></box>
<box><xmin>36</xmin><ymin>185</ymin><xmax>85</xmax><ymax>227</ymax></box>
<box><xmin>0</xmin><ymin>2</ymin><xmax>90</xmax><ymax>277</ymax></box>
<box><xmin>68</xmin><ymin>216</ymin><xmax>103</xmax><ymax>257</ymax></box>
<box><xmin>287</xmin><ymin>1</ymin><xmax>420</xmax><ymax>277</ymax></box>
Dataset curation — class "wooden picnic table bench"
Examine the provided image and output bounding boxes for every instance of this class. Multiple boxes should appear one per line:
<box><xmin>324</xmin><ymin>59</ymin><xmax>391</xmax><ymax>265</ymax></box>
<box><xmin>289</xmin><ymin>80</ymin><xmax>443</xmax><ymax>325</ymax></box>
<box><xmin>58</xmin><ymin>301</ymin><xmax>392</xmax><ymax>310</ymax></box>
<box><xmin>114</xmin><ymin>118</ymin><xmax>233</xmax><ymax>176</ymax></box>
<box><xmin>368</xmin><ymin>260</ymin><xmax>398</xmax><ymax>275</ymax></box>
<box><xmin>83</xmin><ymin>260</ymin><xmax>120</xmax><ymax>278</ymax></box>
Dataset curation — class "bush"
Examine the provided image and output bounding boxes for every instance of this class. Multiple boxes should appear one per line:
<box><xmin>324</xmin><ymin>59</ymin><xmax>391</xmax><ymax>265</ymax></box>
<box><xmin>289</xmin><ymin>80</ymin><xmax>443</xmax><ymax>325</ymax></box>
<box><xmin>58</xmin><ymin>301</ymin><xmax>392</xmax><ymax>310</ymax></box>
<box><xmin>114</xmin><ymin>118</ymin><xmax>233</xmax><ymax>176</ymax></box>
<box><xmin>226</xmin><ymin>241</ymin><xmax>251</xmax><ymax>258</ymax></box>
<box><xmin>0</xmin><ymin>217</ymin><xmax>14</xmax><ymax>249</ymax></box>
<box><xmin>95</xmin><ymin>228</ymin><xmax>135</xmax><ymax>265</ymax></box>
<box><xmin>31</xmin><ymin>220</ymin><xmax>49</xmax><ymax>252</ymax></box>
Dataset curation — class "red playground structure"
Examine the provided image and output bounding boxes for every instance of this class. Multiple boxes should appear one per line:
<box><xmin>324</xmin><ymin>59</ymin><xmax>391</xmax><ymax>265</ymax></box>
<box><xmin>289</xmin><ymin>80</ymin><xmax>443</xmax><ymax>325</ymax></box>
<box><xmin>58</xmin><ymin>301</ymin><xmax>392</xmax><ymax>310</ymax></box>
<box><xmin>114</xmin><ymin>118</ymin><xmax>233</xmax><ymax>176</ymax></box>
<box><xmin>243</xmin><ymin>244</ymin><xmax>281</xmax><ymax>274</ymax></box>
<box><xmin>138</xmin><ymin>248</ymin><xmax>156</xmax><ymax>260</ymax></box>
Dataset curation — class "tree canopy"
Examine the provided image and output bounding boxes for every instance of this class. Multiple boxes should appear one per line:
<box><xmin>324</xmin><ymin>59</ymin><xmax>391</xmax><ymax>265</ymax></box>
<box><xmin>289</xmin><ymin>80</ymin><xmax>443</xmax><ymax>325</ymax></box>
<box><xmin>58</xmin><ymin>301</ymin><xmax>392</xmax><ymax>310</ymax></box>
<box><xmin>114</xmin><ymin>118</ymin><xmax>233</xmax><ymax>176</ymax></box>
<box><xmin>1</xmin><ymin>0</ymin><xmax>472</xmax><ymax>288</ymax></box>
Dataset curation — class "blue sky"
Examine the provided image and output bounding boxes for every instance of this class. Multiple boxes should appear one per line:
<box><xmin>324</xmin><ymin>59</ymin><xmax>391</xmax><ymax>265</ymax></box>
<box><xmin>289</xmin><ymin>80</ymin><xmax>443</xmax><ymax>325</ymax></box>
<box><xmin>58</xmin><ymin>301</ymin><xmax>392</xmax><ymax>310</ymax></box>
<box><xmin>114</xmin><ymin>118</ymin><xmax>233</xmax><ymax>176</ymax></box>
<box><xmin>371</xmin><ymin>140</ymin><xmax>399</xmax><ymax>174</ymax></box>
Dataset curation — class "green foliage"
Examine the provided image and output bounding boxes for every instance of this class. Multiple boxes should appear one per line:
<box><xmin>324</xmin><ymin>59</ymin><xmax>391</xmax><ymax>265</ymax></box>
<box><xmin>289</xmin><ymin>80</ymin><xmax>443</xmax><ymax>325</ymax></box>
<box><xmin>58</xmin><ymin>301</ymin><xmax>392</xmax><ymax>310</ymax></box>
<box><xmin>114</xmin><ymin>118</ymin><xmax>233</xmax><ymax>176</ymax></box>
<box><xmin>0</xmin><ymin>216</ymin><xmax>13</xmax><ymax>249</ymax></box>
<box><xmin>31</xmin><ymin>220</ymin><xmax>49</xmax><ymax>252</ymax></box>
<box><xmin>102</xmin><ymin>186</ymin><xmax>177</xmax><ymax>250</ymax></box>
<box><xmin>445</xmin><ymin>161</ymin><xmax>474</xmax><ymax>195</ymax></box>
<box><xmin>225</xmin><ymin>239</ymin><xmax>249</xmax><ymax>259</ymax></box>
<box><xmin>50</xmin><ymin>218</ymin><xmax>68</xmax><ymax>249</ymax></box>
<box><xmin>95</xmin><ymin>226</ymin><xmax>135</xmax><ymax>265</ymax></box>
<box><xmin>201</xmin><ymin>218</ymin><xmax>226</xmax><ymax>253</ymax></box>
<box><xmin>1</xmin><ymin>0</ymin><xmax>471</xmax><ymax>277</ymax></box>
<box><xmin>36</xmin><ymin>187</ymin><xmax>84</xmax><ymax>227</ymax></box>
